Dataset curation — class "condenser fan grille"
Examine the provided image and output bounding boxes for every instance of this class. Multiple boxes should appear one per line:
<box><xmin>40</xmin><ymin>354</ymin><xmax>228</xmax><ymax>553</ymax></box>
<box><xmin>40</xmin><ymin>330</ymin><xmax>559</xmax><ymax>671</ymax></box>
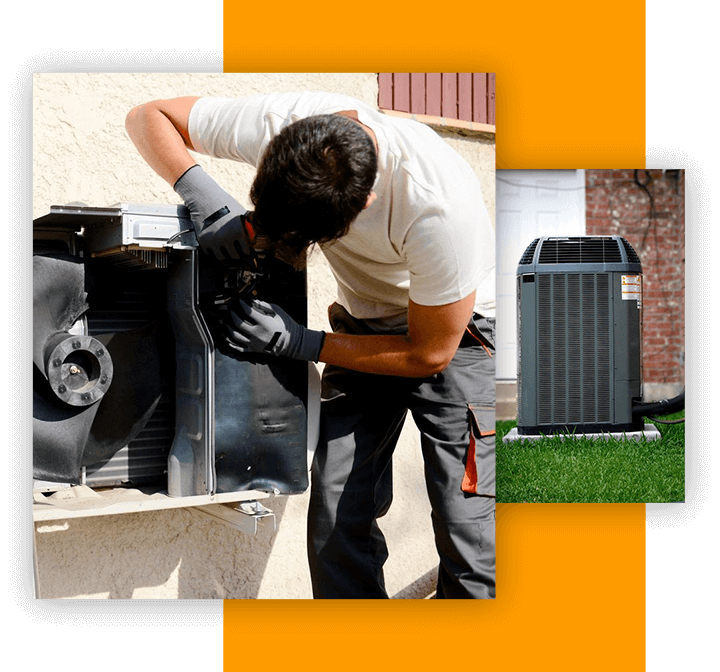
<box><xmin>538</xmin><ymin>237</ymin><xmax>623</xmax><ymax>264</ymax></box>
<box><xmin>620</xmin><ymin>237</ymin><xmax>641</xmax><ymax>263</ymax></box>
<box><xmin>519</xmin><ymin>238</ymin><xmax>540</xmax><ymax>265</ymax></box>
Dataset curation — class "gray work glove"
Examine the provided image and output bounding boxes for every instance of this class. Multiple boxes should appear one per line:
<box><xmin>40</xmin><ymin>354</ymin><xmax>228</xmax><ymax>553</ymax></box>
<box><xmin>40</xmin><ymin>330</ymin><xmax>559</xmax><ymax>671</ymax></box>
<box><xmin>174</xmin><ymin>164</ymin><xmax>251</xmax><ymax>260</ymax></box>
<box><xmin>225</xmin><ymin>299</ymin><xmax>326</xmax><ymax>362</ymax></box>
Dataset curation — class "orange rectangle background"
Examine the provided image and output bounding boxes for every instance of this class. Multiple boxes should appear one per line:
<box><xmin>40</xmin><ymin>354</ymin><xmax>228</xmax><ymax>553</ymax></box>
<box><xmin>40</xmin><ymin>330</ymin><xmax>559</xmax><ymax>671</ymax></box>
<box><xmin>222</xmin><ymin>2</ymin><xmax>646</xmax><ymax>669</ymax></box>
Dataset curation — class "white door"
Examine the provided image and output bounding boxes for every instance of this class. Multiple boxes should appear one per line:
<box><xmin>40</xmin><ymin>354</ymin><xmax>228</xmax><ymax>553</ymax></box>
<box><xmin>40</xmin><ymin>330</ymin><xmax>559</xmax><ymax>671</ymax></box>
<box><xmin>495</xmin><ymin>170</ymin><xmax>586</xmax><ymax>380</ymax></box>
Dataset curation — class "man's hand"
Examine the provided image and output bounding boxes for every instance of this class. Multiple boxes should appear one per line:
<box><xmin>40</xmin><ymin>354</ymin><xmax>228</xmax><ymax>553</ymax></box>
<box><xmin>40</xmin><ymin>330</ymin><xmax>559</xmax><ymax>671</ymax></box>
<box><xmin>226</xmin><ymin>300</ymin><xmax>326</xmax><ymax>362</ymax></box>
<box><xmin>174</xmin><ymin>165</ymin><xmax>252</xmax><ymax>260</ymax></box>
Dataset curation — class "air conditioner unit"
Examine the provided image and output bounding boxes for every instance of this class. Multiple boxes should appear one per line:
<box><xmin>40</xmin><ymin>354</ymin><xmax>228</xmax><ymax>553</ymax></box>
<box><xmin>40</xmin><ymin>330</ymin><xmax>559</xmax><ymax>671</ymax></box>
<box><xmin>512</xmin><ymin>235</ymin><xmax>652</xmax><ymax>438</ymax></box>
<box><xmin>33</xmin><ymin>203</ymin><xmax>316</xmax><ymax>508</ymax></box>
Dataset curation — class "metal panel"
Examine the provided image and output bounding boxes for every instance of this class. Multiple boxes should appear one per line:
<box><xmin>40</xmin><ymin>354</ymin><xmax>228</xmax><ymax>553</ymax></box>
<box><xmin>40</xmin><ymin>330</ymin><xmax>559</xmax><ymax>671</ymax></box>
<box><xmin>458</xmin><ymin>73</ymin><xmax>473</xmax><ymax>120</ymax></box>
<box><xmin>441</xmin><ymin>73</ymin><xmax>458</xmax><ymax>118</ymax></box>
<box><xmin>378</xmin><ymin>73</ymin><xmax>393</xmax><ymax>110</ymax></box>
<box><xmin>426</xmin><ymin>73</ymin><xmax>442</xmax><ymax>116</ymax></box>
<box><xmin>411</xmin><ymin>72</ymin><xmax>426</xmax><ymax>113</ymax></box>
<box><xmin>378</xmin><ymin>72</ymin><xmax>496</xmax><ymax>124</ymax></box>
<box><xmin>473</xmin><ymin>73</ymin><xmax>496</xmax><ymax>125</ymax></box>
<box><xmin>393</xmin><ymin>72</ymin><xmax>411</xmax><ymax>112</ymax></box>
<box><xmin>166</xmin><ymin>249</ymin><xmax>215</xmax><ymax>497</ymax></box>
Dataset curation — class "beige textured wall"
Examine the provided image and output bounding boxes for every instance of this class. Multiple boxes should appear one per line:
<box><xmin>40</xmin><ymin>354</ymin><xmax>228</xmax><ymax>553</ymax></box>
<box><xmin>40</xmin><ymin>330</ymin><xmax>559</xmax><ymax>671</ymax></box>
<box><xmin>33</xmin><ymin>73</ymin><xmax>495</xmax><ymax>599</ymax></box>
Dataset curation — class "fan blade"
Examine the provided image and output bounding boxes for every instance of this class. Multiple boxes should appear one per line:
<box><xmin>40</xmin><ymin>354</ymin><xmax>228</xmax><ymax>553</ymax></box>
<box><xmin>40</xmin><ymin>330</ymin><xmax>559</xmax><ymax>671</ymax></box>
<box><xmin>32</xmin><ymin>365</ymin><xmax>100</xmax><ymax>483</ymax></box>
<box><xmin>33</xmin><ymin>255</ymin><xmax>89</xmax><ymax>375</ymax></box>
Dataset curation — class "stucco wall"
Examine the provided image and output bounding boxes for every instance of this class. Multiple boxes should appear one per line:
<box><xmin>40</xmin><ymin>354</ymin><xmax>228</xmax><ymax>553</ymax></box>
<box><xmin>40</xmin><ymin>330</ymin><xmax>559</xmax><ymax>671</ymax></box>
<box><xmin>33</xmin><ymin>73</ymin><xmax>495</xmax><ymax>599</ymax></box>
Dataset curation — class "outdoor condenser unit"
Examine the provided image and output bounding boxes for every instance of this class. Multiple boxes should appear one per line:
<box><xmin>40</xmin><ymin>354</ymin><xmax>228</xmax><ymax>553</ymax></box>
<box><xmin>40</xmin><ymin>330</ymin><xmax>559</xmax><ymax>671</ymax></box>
<box><xmin>515</xmin><ymin>235</ymin><xmax>645</xmax><ymax>436</ymax></box>
<box><xmin>33</xmin><ymin>203</ymin><xmax>314</xmax><ymax>500</ymax></box>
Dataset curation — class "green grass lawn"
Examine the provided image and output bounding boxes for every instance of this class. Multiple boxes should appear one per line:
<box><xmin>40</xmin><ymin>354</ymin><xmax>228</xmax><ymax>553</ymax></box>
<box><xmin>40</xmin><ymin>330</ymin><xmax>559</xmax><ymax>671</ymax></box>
<box><xmin>496</xmin><ymin>413</ymin><xmax>685</xmax><ymax>503</ymax></box>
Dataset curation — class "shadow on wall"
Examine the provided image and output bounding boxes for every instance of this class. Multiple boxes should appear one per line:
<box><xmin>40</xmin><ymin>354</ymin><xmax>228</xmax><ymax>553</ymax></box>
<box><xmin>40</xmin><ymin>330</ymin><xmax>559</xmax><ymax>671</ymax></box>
<box><xmin>34</xmin><ymin>496</ymin><xmax>296</xmax><ymax>599</ymax></box>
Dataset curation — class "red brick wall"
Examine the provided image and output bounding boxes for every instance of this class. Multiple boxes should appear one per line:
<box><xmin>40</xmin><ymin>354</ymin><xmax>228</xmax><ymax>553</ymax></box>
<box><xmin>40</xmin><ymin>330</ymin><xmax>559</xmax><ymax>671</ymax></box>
<box><xmin>585</xmin><ymin>169</ymin><xmax>685</xmax><ymax>387</ymax></box>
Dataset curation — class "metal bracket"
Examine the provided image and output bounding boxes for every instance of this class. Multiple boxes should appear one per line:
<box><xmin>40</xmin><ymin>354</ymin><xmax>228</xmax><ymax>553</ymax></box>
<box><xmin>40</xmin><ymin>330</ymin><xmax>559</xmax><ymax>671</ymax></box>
<box><xmin>193</xmin><ymin>500</ymin><xmax>276</xmax><ymax>535</ymax></box>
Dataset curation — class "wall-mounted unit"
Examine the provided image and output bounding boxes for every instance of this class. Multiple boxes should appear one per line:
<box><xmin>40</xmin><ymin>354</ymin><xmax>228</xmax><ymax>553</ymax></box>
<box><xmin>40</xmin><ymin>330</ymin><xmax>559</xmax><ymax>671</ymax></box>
<box><xmin>33</xmin><ymin>203</ymin><xmax>317</xmax><ymax>518</ymax></box>
<box><xmin>515</xmin><ymin>236</ymin><xmax>644</xmax><ymax>436</ymax></box>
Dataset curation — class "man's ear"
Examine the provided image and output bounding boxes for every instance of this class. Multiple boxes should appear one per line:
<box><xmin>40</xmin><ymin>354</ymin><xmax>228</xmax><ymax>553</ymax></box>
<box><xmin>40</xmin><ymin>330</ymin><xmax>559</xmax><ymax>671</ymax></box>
<box><xmin>364</xmin><ymin>192</ymin><xmax>377</xmax><ymax>209</ymax></box>
<box><xmin>336</xmin><ymin>109</ymin><xmax>360</xmax><ymax>121</ymax></box>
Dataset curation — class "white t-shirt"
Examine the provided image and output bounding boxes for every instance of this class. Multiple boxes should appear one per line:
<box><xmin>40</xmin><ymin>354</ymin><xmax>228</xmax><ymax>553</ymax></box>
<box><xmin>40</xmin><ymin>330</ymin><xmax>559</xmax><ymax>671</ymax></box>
<box><xmin>188</xmin><ymin>91</ymin><xmax>495</xmax><ymax>324</ymax></box>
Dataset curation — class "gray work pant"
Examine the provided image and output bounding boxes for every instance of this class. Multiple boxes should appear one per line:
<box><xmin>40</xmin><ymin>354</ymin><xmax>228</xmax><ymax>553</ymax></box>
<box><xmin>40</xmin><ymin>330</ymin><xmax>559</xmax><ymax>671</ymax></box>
<box><xmin>307</xmin><ymin>303</ymin><xmax>496</xmax><ymax>599</ymax></box>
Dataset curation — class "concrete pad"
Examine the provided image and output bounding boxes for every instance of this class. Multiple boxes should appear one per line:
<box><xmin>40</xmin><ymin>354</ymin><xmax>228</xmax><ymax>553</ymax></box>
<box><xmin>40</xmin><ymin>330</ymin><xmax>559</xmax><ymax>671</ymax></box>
<box><xmin>502</xmin><ymin>423</ymin><xmax>661</xmax><ymax>443</ymax></box>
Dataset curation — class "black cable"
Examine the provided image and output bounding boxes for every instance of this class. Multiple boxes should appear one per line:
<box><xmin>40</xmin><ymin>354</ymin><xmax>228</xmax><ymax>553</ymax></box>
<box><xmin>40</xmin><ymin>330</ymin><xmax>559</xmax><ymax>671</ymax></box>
<box><xmin>632</xmin><ymin>391</ymin><xmax>685</xmax><ymax>419</ymax></box>
<box><xmin>647</xmin><ymin>416</ymin><xmax>685</xmax><ymax>425</ymax></box>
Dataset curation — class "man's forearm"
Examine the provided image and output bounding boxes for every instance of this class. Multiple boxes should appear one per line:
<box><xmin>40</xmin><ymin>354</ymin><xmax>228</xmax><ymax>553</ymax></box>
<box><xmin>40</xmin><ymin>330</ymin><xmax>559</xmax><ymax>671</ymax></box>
<box><xmin>317</xmin><ymin>294</ymin><xmax>475</xmax><ymax>378</ymax></box>
<box><xmin>318</xmin><ymin>331</ymin><xmax>458</xmax><ymax>378</ymax></box>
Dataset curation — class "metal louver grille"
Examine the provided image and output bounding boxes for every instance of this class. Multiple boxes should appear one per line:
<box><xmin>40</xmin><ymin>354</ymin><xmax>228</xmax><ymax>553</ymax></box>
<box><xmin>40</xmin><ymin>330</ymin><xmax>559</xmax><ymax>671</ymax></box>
<box><xmin>519</xmin><ymin>238</ymin><xmax>540</xmax><ymax>265</ymax></box>
<box><xmin>538</xmin><ymin>237</ymin><xmax>622</xmax><ymax>264</ymax></box>
<box><xmin>620</xmin><ymin>238</ymin><xmax>641</xmax><ymax>263</ymax></box>
<box><xmin>537</xmin><ymin>273</ymin><xmax>611</xmax><ymax>425</ymax></box>
<box><xmin>84</xmin><ymin>392</ymin><xmax>175</xmax><ymax>486</ymax></box>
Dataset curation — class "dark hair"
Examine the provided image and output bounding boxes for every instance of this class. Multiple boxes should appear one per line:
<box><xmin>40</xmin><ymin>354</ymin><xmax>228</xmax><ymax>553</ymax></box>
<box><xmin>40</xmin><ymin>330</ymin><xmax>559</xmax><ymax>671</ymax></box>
<box><xmin>249</xmin><ymin>114</ymin><xmax>377</xmax><ymax>266</ymax></box>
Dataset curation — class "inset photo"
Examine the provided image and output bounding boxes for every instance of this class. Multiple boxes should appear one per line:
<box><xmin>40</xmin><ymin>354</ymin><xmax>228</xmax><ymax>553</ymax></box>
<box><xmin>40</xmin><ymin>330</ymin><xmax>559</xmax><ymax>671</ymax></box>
<box><xmin>496</xmin><ymin>169</ymin><xmax>684</xmax><ymax>503</ymax></box>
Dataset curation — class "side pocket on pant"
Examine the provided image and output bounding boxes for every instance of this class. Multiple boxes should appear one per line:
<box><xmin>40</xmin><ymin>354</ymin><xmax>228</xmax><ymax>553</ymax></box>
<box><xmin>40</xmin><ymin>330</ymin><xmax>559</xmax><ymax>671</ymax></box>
<box><xmin>462</xmin><ymin>403</ymin><xmax>496</xmax><ymax>497</ymax></box>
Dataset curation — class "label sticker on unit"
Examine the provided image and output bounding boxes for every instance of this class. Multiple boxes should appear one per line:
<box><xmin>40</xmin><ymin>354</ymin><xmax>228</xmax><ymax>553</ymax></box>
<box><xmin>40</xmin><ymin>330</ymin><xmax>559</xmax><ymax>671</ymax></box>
<box><xmin>621</xmin><ymin>275</ymin><xmax>642</xmax><ymax>307</ymax></box>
